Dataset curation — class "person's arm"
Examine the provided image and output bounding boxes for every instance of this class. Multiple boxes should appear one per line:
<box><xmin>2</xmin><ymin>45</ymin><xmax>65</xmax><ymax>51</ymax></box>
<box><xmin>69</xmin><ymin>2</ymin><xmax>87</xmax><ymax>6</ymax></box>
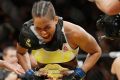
<box><xmin>94</xmin><ymin>0</ymin><xmax>120</xmax><ymax>15</ymax></box>
<box><xmin>30</xmin><ymin>54</ymin><xmax>38</xmax><ymax>68</ymax></box>
<box><xmin>111</xmin><ymin>57</ymin><xmax>120</xmax><ymax>79</ymax></box>
<box><xmin>17</xmin><ymin>43</ymin><xmax>31</xmax><ymax>71</ymax></box>
<box><xmin>17</xmin><ymin>43</ymin><xmax>36</xmax><ymax>79</ymax></box>
<box><xmin>64</xmin><ymin>21</ymin><xmax>101</xmax><ymax>73</ymax></box>
<box><xmin>75</xmin><ymin>28</ymin><xmax>101</xmax><ymax>72</ymax></box>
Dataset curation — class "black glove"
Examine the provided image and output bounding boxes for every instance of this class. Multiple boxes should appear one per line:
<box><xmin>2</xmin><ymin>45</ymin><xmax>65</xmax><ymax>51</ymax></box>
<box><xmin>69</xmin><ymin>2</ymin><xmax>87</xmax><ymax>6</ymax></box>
<box><xmin>63</xmin><ymin>68</ymin><xmax>86</xmax><ymax>80</ymax></box>
<box><xmin>20</xmin><ymin>69</ymin><xmax>35</xmax><ymax>80</ymax></box>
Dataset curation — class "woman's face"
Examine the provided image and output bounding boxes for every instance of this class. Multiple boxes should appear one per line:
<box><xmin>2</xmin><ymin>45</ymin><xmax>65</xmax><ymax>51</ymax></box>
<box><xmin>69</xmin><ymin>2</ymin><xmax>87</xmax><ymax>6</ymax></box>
<box><xmin>33</xmin><ymin>16</ymin><xmax>58</xmax><ymax>43</ymax></box>
<box><xmin>3</xmin><ymin>49</ymin><xmax>18</xmax><ymax>64</ymax></box>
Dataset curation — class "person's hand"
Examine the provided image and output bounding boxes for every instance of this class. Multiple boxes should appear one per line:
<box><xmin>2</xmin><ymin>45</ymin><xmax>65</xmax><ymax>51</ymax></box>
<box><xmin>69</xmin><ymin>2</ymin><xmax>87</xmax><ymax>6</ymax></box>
<box><xmin>63</xmin><ymin>68</ymin><xmax>86</xmax><ymax>80</ymax></box>
<box><xmin>21</xmin><ymin>69</ymin><xmax>35</xmax><ymax>80</ymax></box>
<box><xmin>4</xmin><ymin>61</ymin><xmax>25</xmax><ymax>75</ymax></box>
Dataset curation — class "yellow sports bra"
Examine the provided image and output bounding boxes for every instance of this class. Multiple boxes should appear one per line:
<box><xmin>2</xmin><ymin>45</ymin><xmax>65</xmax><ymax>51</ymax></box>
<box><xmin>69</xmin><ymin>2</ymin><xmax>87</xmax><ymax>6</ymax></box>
<box><xmin>31</xmin><ymin>27</ymin><xmax>79</xmax><ymax>63</ymax></box>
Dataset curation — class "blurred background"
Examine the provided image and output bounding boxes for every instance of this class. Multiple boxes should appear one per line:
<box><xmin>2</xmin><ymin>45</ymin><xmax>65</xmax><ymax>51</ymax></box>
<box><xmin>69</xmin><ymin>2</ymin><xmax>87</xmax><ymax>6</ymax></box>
<box><xmin>0</xmin><ymin>0</ymin><xmax>120</xmax><ymax>80</ymax></box>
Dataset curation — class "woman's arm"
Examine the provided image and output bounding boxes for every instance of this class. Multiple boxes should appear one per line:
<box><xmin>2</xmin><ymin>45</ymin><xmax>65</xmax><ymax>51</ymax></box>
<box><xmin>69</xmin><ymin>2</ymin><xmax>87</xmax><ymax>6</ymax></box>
<box><xmin>17</xmin><ymin>43</ymin><xmax>31</xmax><ymax>71</ymax></box>
<box><xmin>64</xmin><ymin>21</ymin><xmax>101</xmax><ymax>73</ymax></box>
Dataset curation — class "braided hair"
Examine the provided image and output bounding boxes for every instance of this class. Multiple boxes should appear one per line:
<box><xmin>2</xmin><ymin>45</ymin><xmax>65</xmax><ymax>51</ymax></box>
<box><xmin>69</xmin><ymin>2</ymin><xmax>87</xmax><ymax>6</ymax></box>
<box><xmin>32</xmin><ymin>1</ymin><xmax>56</xmax><ymax>20</ymax></box>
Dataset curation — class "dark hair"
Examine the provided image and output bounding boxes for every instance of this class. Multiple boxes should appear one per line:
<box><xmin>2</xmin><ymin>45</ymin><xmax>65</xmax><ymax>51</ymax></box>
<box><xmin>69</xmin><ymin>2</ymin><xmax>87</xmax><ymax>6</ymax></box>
<box><xmin>32</xmin><ymin>0</ymin><xmax>56</xmax><ymax>20</ymax></box>
<box><xmin>96</xmin><ymin>14</ymin><xmax>120</xmax><ymax>38</ymax></box>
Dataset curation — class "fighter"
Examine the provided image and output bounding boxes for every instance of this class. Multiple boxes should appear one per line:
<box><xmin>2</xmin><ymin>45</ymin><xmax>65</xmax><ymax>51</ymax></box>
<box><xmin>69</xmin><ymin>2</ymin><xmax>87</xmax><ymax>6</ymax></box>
<box><xmin>17</xmin><ymin>1</ymin><xmax>101</xmax><ymax>80</ymax></box>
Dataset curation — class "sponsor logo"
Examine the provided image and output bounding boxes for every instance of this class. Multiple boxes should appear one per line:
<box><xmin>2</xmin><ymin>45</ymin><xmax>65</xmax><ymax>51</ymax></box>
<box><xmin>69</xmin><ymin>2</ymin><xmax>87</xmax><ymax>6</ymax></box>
<box><xmin>26</xmin><ymin>39</ymin><xmax>31</xmax><ymax>47</ymax></box>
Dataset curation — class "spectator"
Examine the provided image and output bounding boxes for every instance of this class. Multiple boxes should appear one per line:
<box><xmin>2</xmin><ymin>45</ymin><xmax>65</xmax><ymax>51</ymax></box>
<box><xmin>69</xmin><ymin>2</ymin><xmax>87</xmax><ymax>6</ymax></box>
<box><xmin>1</xmin><ymin>47</ymin><xmax>25</xmax><ymax>74</ymax></box>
